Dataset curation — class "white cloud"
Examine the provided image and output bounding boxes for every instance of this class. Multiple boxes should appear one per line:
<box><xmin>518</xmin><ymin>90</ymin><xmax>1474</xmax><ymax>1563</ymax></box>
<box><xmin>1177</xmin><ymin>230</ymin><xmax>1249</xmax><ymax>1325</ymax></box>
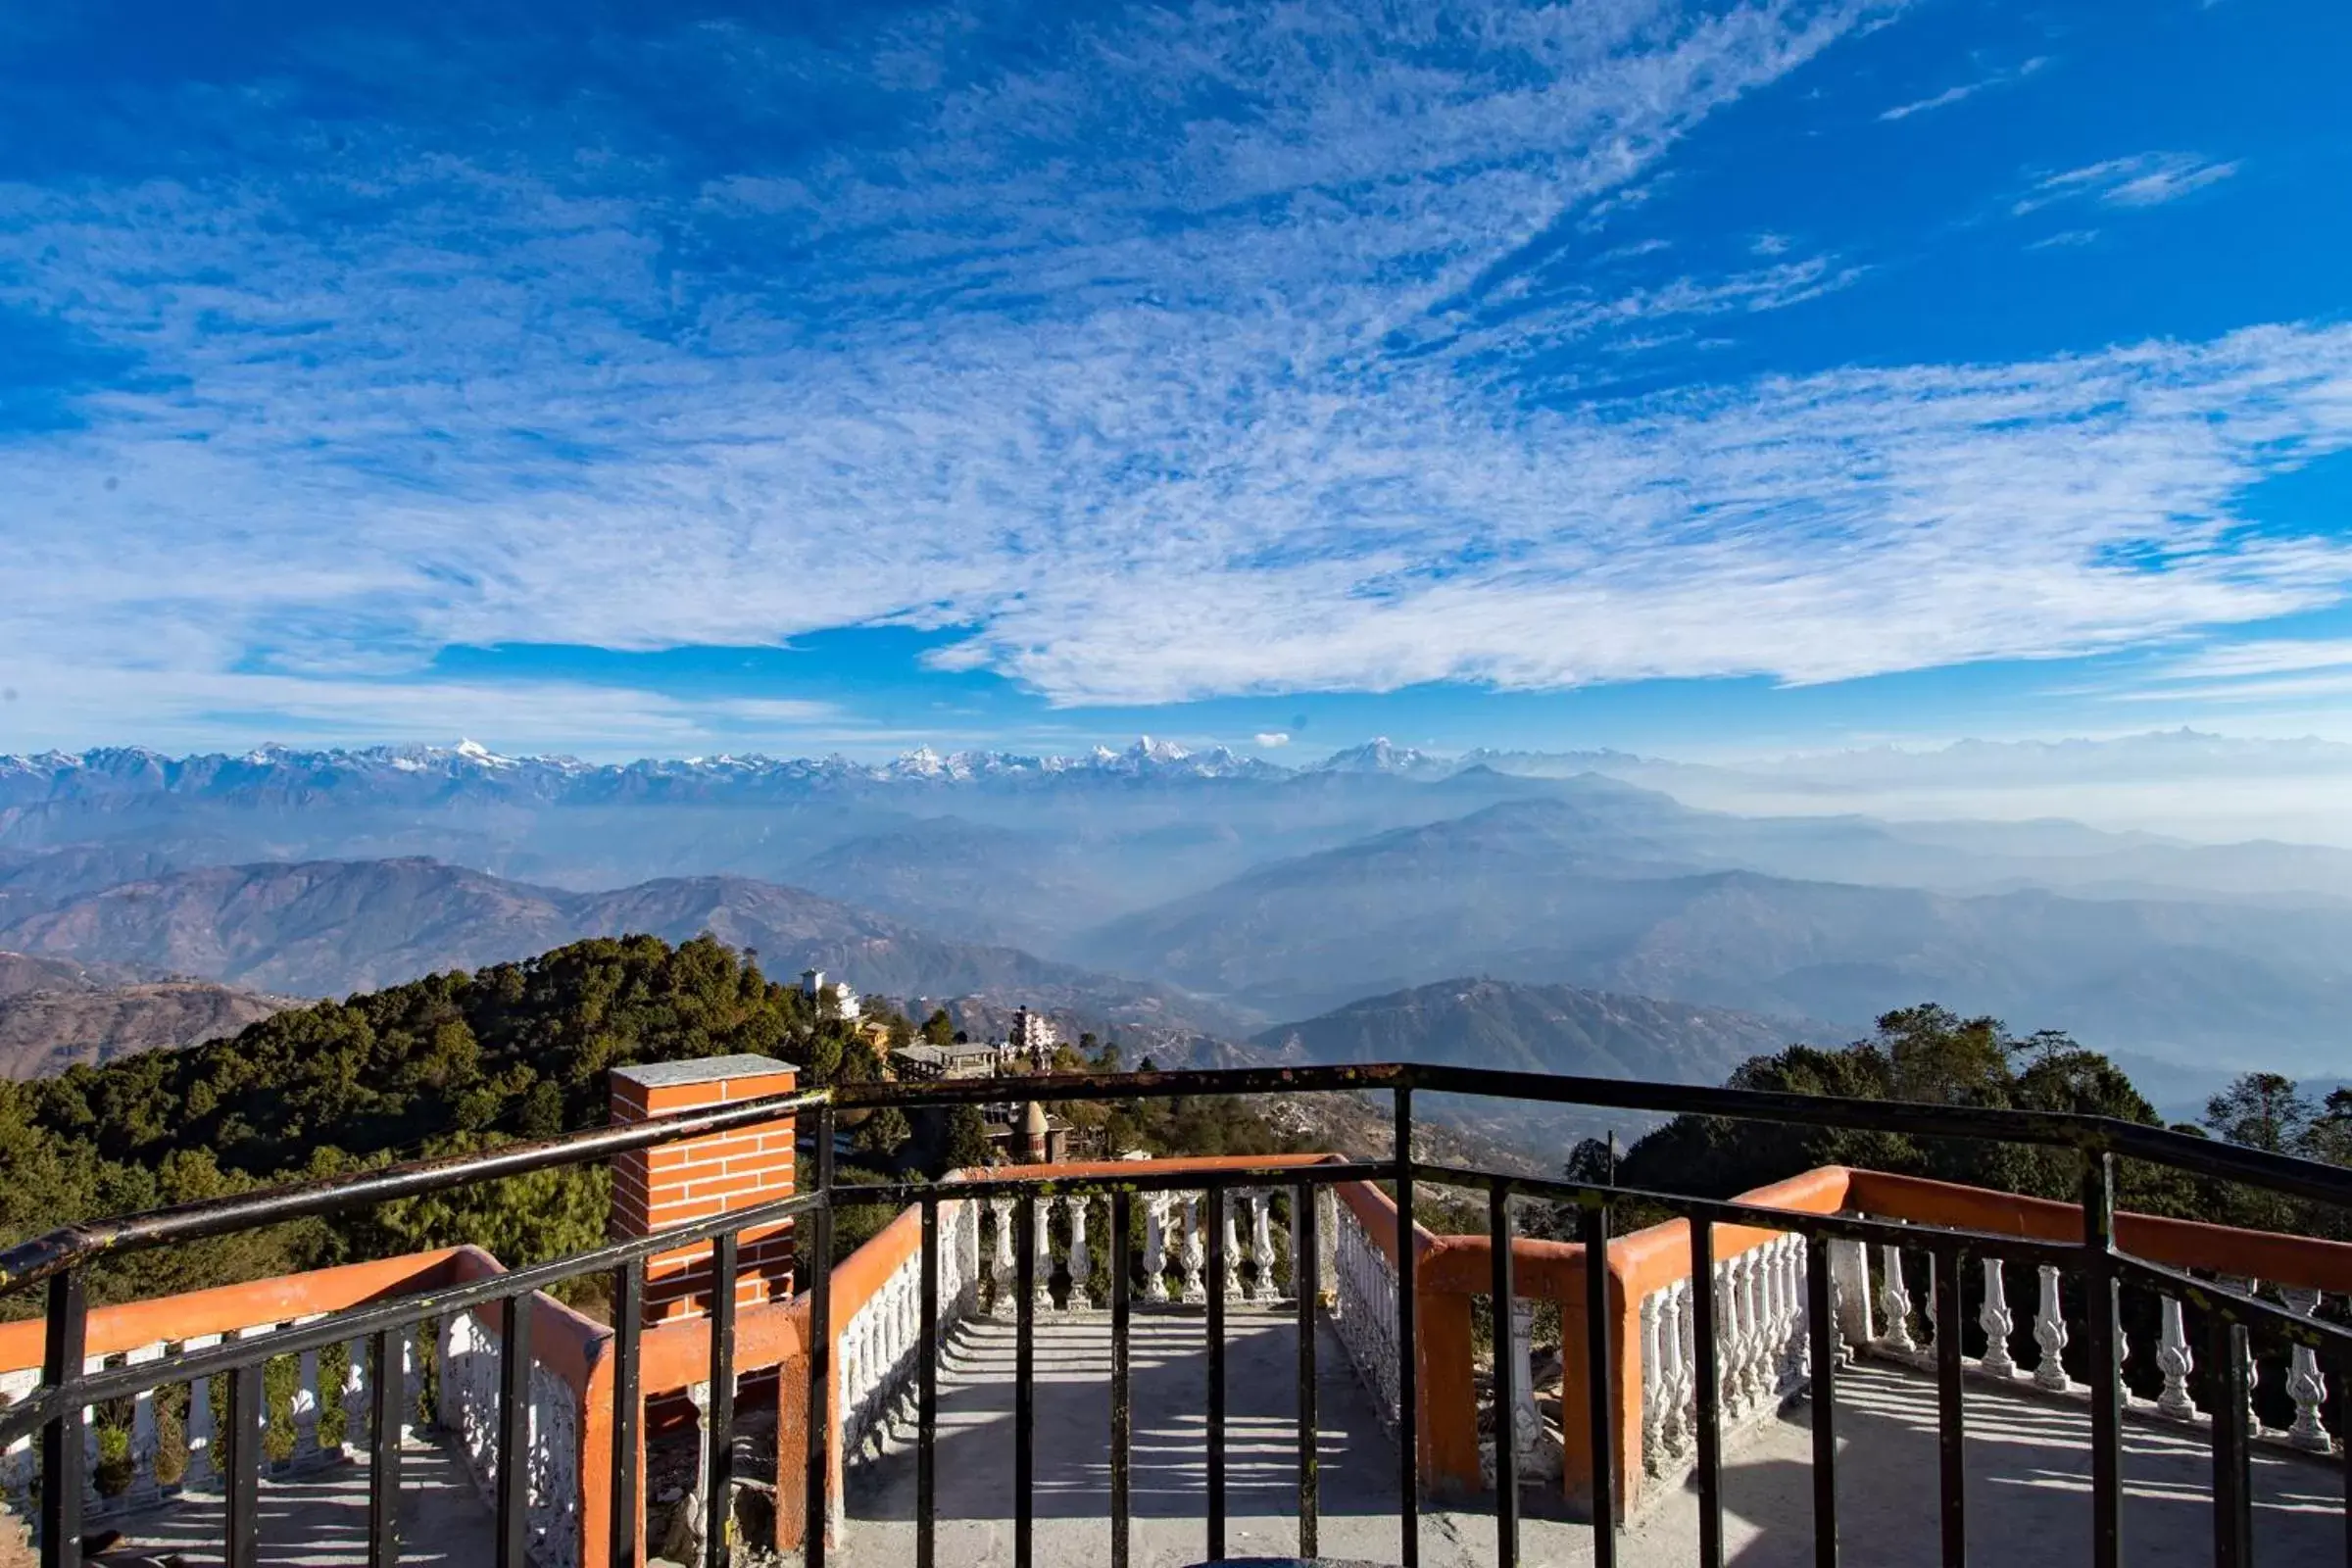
<box><xmin>1</xmin><ymin>2</ymin><xmax>2343</xmax><ymax>744</ymax></box>
<box><xmin>1253</xmin><ymin>731</ymin><xmax>1292</xmax><ymax>748</ymax></box>
<box><xmin>2014</xmin><ymin>153</ymin><xmax>2240</xmax><ymax>217</ymax></box>
<box><xmin>1880</xmin><ymin>80</ymin><xmax>1987</xmax><ymax>121</ymax></box>
<box><xmin>2154</xmin><ymin>639</ymin><xmax>2352</xmax><ymax>681</ymax></box>
<box><xmin>1878</xmin><ymin>55</ymin><xmax>2045</xmax><ymax>121</ymax></box>
<box><xmin>2112</xmin><ymin>670</ymin><xmax>2352</xmax><ymax>706</ymax></box>
<box><xmin>0</xmin><ymin>658</ymin><xmax>858</xmax><ymax>756</ymax></box>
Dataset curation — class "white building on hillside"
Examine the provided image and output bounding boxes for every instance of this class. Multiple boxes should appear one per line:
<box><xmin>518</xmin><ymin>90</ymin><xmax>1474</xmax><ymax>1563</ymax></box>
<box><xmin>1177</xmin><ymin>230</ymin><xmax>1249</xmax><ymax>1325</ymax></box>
<box><xmin>802</xmin><ymin>968</ymin><xmax>860</xmax><ymax>1021</ymax></box>
<box><xmin>1009</xmin><ymin>1005</ymin><xmax>1057</xmax><ymax>1064</ymax></box>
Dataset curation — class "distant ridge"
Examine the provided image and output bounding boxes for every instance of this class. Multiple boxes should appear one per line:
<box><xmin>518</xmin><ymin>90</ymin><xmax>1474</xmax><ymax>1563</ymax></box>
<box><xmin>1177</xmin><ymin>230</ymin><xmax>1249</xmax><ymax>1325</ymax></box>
<box><xmin>0</xmin><ymin>974</ymin><xmax>290</xmax><ymax>1079</ymax></box>
<box><xmin>1254</xmin><ymin>975</ymin><xmax>1797</xmax><ymax>1084</ymax></box>
<box><xmin>0</xmin><ymin>858</ymin><xmax>1252</xmax><ymax>1038</ymax></box>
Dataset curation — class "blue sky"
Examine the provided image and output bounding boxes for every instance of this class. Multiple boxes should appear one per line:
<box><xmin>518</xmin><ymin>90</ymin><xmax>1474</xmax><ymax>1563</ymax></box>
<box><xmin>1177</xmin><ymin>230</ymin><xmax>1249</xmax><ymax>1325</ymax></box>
<box><xmin>3</xmin><ymin>0</ymin><xmax>2351</xmax><ymax>761</ymax></box>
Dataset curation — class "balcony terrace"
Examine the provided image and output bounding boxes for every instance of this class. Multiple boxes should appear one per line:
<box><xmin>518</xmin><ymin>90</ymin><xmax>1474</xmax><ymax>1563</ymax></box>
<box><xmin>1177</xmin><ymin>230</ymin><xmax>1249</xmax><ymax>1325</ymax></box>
<box><xmin>1</xmin><ymin>1061</ymin><xmax>2346</xmax><ymax>1568</ymax></box>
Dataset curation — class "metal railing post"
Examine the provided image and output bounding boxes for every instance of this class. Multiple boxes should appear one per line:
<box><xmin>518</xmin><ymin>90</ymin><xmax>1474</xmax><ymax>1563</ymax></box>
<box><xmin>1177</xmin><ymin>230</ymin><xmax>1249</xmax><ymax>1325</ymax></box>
<box><xmin>38</xmin><ymin>1269</ymin><xmax>85</xmax><ymax>1568</ymax></box>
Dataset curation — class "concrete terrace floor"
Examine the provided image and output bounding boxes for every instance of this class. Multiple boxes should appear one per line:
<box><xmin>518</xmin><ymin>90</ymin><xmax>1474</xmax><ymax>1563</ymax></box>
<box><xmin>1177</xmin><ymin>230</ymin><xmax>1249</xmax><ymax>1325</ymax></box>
<box><xmin>835</xmin><ymin>1310</ymin><xmax>2346</xmax><ymax>1568</ymax></box>
<box><xmin>72</xmin><ymin>1436</ymin><xmax>494</xmax><ymax>1567</ymax></box>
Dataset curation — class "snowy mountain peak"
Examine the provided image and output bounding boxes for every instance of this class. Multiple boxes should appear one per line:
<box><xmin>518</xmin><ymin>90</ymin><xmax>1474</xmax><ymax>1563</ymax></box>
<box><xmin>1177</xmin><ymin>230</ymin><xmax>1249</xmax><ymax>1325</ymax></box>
<box><xmin>1313</xmin><ymin>737</ymin><xmax>1452</xmax><ymax>777</ymax></box>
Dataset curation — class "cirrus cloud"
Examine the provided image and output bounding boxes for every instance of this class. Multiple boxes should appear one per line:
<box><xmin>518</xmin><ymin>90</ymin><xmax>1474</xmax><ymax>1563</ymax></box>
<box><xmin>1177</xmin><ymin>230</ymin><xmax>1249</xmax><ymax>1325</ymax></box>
<box><xmin>0</xmin><ymin>0</ymin><xmax>2345</xmax><ymax>750</ymax></box>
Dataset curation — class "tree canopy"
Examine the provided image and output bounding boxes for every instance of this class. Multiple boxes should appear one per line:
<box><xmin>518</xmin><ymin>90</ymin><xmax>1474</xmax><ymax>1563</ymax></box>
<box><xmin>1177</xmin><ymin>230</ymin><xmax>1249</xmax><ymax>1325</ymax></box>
<box><xmin>0</xmin><ymin>934</ymin><xmax>904</xmax><ymax>1313</ymax></box>
<box><xmin>1572</xmin><ymin>1004</ymin><xmax>2345</xmax><ymax>1236</ymax></box>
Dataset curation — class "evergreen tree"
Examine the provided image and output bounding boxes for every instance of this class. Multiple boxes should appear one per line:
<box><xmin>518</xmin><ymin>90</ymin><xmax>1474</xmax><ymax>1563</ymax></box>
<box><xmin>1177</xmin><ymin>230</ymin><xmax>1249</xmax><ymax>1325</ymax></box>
<box><xmin>944</xmin><ymin>1104</ymin><xmax>993</xmax><ymax>1170</ymax></box>
<box><xmin>857</xmin><ymin>1104</ymin><xmax>913</xmax><ymax>1159</ymax></box>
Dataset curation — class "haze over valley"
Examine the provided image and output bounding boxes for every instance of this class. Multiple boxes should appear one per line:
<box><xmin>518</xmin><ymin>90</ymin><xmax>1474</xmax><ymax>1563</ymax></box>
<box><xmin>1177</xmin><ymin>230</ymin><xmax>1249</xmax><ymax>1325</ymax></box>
<box><xmin>4</xmin><ymin>733</ymin><xmax>2349</xmax><ymax>1104</ymax></box>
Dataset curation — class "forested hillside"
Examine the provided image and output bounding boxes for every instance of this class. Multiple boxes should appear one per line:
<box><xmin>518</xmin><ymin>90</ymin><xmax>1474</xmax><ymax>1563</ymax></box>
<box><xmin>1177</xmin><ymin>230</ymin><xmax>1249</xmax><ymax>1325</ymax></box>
<box><xmin>0</xmin><ymin>935</ymin><xmax>843</xmax><ymax>1312</ymax></box>
<box><xmin>0</xmin><ymin>934</ymin><xmax>1303</xmax><ymax>1316</ymax></box>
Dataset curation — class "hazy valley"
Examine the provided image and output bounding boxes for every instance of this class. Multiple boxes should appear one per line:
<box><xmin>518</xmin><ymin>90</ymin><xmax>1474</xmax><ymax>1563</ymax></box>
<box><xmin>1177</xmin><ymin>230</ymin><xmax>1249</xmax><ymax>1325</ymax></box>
<box><xmin>3</xmin><ymin>736</ymin><xmax>2349</xmax><ymax>1105</ymax></box>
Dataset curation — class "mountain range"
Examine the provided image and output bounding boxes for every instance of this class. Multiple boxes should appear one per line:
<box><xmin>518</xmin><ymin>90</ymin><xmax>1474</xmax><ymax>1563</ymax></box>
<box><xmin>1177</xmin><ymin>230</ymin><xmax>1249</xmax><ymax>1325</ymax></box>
<box><xmin>1076</xmin><ymin>796</ymin><xmax>2352</xmax><ymax>1064</ymax></box>
<box><xmin>0</xmin><ymin>857</ymin><xmax>1250</xmax><ymax>1045</ymax></box>
<box><xmin>1254</xmin><ymin>976</ymin><xmax>1794</xmax><ymax>1083</ymax></box>
<box><xmin>3</xmin><ymin>739</ymin><xmax>2350</xmax><ymax>1080</ymax></box>
<box><xmin>1251</xmin><ymin>975</ymin><xmax>1806</xmax><ymax>1151</ymax></box>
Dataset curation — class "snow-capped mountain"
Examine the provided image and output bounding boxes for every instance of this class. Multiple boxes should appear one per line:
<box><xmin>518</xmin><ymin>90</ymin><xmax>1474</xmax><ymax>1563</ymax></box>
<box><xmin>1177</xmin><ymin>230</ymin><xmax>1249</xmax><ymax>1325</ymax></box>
<box><xmin>1307</xmin><ymin>737</ymin><xmax>1457</xmax><ymax>779</ymax></box>
<box><xmin>0</xmin><ymin>734</ymin><xmax>1303</xmax><ymax>808</ymax></box>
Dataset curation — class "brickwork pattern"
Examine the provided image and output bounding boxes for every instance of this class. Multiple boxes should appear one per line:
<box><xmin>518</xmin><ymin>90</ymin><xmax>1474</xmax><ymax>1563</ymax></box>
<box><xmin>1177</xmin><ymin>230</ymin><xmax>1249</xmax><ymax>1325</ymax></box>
<box><xmin>609</xmin><ymin>1059</ymin><xmax>800</xmax><ymax>1322</ymax></box>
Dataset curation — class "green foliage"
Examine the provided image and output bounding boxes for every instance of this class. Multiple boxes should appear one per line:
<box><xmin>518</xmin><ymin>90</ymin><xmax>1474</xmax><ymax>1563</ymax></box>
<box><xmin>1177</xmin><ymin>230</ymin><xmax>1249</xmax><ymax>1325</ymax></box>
<box><xmin>942</xmin><ymin>1104</ymin><xmax>993</xmax><ymax>1170</ymax></box>
<box><xmin>2203</xmin><ymin>1073</ymin><xmax>2315</xmax><ymax>1154</ymax></box>
<box><xmin>856</xmin><ymin>1104</ymin><xmax>913</xmax><ymax>1160</ymax></box>
<box><xmin>0</xmin><ymin>934</ymin><xmax>890</xmax><ymax>1317</ymax></box>
<box><xmin>1593</xmin><ymin>1004</ymin><xmax>2194</xmax><ymax>1225</ymax></box>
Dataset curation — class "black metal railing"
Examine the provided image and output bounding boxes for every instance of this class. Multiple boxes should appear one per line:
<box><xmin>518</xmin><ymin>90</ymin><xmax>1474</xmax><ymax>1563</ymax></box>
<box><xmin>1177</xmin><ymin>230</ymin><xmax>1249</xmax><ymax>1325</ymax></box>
<box><xmin>3</xmin><ymin>1060</ymin><xmax>2350</xmax><ymax>1568</ymax></box>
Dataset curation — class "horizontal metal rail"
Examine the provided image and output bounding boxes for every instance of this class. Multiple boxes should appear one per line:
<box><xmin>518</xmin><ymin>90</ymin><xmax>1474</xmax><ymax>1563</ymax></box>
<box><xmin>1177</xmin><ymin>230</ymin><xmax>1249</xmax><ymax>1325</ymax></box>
<box><xmin>13</xmin><ymin>1061</ymin><xmax>2352</xmax><ymax>1293</ymax></box>
<box><xmin>0</xmin><ymin>1187</ymin><xmax>832</xmax><ymax>1447</ymax></box>
<box><xmin>0</xmin><ymin>1087</ymin><xmax>835</xmax><ymax>1295</ymax></box>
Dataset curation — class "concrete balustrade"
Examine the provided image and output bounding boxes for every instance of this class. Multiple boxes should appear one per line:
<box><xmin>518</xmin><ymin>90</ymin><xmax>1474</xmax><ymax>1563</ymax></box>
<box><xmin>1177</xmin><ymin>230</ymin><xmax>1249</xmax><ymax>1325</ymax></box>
<box><xmin>1845</xmin><ymin>1170</ymin><xmax>2352</xmax><ymax>1462</ymax></box>
<box><xmin>0</xmin><ymin>1248</ymin><xmax>596</xmax><ymax>1563</ymax></box>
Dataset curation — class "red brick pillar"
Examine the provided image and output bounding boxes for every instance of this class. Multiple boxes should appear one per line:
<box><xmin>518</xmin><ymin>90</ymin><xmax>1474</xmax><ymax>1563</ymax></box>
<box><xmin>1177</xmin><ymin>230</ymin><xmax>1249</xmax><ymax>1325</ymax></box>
<box><xmin>610</xmin><ymin>1054</ymin><xmax>800</xmax><ymax>1323</ymax></box>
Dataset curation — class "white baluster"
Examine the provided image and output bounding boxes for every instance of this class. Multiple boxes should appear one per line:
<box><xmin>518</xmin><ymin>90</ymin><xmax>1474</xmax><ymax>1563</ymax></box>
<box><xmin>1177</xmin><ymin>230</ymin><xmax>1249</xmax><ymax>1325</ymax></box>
<box><xmin>182</xmin><ymin>1337</ymin><xmax>219</xmax><ymax>1490</ymax></box>
<box><xmin>686</xmin><ymin>1381</ymin><xmax>712</xmax><ymax>1540</ymax></box>
<box><xmin>1770</xmin><ymin>1238</ymin><xmax>1799</xmax><ymax>1396</ymax></box>
<box><xmin>342</xmin><ymin>1337</ymin><xmax>369</xmax><ymax>1457</ymax></box>
<box><xmin>1788</xmin><ymin>1241</ymin><xmax>1806</xmax><ymax>1382</ymax></box>
<box><xmin>1922</xmin><ymin>1253</ymin><xmax>1939</xmax><ymax>1360</ymax></box>
<box><xmin>1829</xmin><ymin>1238</ymin><xmax>1873</xmax><ymax>1351</ymax></box>
<box><xmin>1222</xmin><ymin>1198</ymin><xmax>1246</xmax><ymax>1301</ymax></box>
<box><xmin>2155</xmin><ymin>1296</ymin><xmax>2198</xmax><ymax>1418</ymax></box>
<box><xmin>1733</xmin><ymin>1250</ymin><xmax>1760</xmax><ymax>1414</ymax></box>
<box><xmin>2032</xmin><ymin>1265</ymin><xmax>2073</xmax><ymax>1392</ymax></box>
<box><xmin>1181</xmin><ymin>1194</ymin><xmax>1209</xmax><ymax>1304</ymax></box>
<box><xmin>2246</xmin><ymin>1326</ymin><xmax>2263</xmax><ymax>1435</ymax></box>
<box><xmin>1318</xmin><ymin>1187</ymin><xmax>1341</xmax><ymax>1301</ymax></box>
<box><xmin>1749</xmin><ymin>1250</ymin><xmax>1768</xmax><ymax>1410</ymax></box>
<box><xmin>2230</xmin><ymin>1278</ymin><xmax>2267</xmax><ymax>1439</ymax></box>
<box><xmin>992</xmin><ymin>1198</ymin><xmax>1016</xmax><ymax>1312</ymax></box>
<box><xmin>399</xmin><ymin>1324</ymin><xmax>421</xmax><ymax>1440</ymax></box>
<box><xmin>841</xmin><ymin>1309</ymin><xmax>864</xmax><ymax>1456</ymax></box>
<box><xmin>1665</xmin><ymin>1280</ymin><xmax>1694</xmax><ymax>1456</ymax></box>
<box><xmin>1068</xmin><ymin>1197</ymin><xmax>1093</xmax><ymax>1308</ymax></box>
<box><xmin>1793</xmin><ymin>1238</ymin><xmax>1817</xmax><ymax>1384</ymax></box>
<box><xmin>1509</xmin><ymin>1297</ymin><xmax>1542</xmax><ymax>1475</ymax></box>
<box><xmin>1827</xmin><ymin>1247</ymin><xmax>1854</xmax><ymax>1369</ymax></box>
<box><xmin>1640</xmin><ymin>1291</ymin><xmax>1665</xmax><ymax>1474</ymax></box>
<box><xmin>2113</xmin><ymin>1295</ymin><xmax>2133</xmax><ymax>1408</ymax></box>
<box><xmin>1790</xmin><ymin>1239</ymin><xmax>1816</xmax><ymax>1386</ymax></box>
<box><xmin>124</xmin><ymin>1344</ymin><xmax>164</xmax><ymax>1503</ymax></box>
<box><xmin>1033</xmin><ymin>1197</ymin><xmax>1055</xmax><ymax>1313</ymax></box>
<box><xmin>1251</xmin><ymin>1193</ymin><xmax>1276</xmax><ymax>1300</ymax></box>
<box><xmin>1145</xmin><ymin>1197</ymin><xmax>1170</xmax><ymax>1302</ymax></box>
<box><xmin>1713</xmin><ymin>1252</ymin><xmax>1740</xmax><ymax>1416</ymax></box>
<box><xmin>1979</xmin><ymin>1258</ymin><xmax>2018</xmax><ymax>1379</ymax></box>
<box><xmin>2282</xmin><ymin>1288</ymin><xmax>2331</xmax><ymax>1453</ymax></box>
<box><xmin>1740</xmin><ymin>1259</ymin><xmax>1768</xmax><ymax>1419</ymax></box>
<box><xmin>293</xmin><ymin>1344</ymin><xmax>323</xmax><ymax>1462</ymax></box>
<box><xmin>1879</xmin><ymin>1246</ymin><xmax>1916</xmax><ymax>1354</ymax></box>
